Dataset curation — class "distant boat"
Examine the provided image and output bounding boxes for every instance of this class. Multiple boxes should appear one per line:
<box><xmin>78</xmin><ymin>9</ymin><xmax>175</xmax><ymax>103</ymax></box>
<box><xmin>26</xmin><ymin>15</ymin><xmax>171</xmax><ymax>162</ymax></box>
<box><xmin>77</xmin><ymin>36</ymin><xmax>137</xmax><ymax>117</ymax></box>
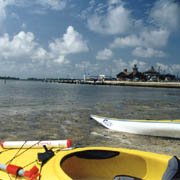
<box><xmin>90</xmin><ymin>114</ymin><xmax>180</xmax><ymax>138</ymax></box>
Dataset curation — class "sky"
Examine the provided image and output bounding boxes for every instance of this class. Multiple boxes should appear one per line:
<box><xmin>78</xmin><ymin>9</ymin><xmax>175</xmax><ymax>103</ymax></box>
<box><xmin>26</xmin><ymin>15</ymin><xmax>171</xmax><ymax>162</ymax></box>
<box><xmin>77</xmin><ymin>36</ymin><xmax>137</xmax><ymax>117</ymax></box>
<box><xmin>0</xmin><ymin>0</ymin><xmax>180</xmax><ymax>78</ymax></box>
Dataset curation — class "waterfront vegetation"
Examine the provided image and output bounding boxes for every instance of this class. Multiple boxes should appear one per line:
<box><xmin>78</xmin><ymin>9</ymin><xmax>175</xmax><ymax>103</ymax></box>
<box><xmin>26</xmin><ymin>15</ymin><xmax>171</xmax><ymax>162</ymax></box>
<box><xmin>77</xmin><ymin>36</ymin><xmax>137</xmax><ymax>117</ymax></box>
<box><xmin>0</xmin><ymin>76</ymin><xmax>20</xmax><ymax>80</ymax></box>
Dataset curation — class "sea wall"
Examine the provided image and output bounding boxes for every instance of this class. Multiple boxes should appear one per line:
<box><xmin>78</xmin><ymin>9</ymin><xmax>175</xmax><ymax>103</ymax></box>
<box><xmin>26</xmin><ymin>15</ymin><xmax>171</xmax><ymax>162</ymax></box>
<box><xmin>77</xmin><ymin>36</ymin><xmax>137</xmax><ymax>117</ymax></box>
<box><xmin>43</xmin><ymin>79</ymin><xmax>180</xmax><ymax>88</ymax></box>
<box><xmin>82</xmin><ymin>80</ymin><xmax>180</xmax><ymax>88</ymax></box>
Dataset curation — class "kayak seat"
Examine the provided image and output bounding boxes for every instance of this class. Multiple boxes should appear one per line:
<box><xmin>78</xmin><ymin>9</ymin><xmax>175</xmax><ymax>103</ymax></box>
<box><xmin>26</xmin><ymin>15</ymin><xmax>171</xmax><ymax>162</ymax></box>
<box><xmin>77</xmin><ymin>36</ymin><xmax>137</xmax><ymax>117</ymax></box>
<box><xmin>162</xmin><ymin>156</ymin><xmax>180</xmax><ymax>180</ymax></box>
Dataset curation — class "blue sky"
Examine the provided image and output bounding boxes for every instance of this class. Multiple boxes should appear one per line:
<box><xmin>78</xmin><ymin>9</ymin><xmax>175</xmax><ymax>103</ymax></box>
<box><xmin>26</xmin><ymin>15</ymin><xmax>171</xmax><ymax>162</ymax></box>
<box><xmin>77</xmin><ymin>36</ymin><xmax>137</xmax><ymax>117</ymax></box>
<box><xmin>0</xmin><ymin>0</ymin><xmax>180</xmax><ymax>78</ymax></box>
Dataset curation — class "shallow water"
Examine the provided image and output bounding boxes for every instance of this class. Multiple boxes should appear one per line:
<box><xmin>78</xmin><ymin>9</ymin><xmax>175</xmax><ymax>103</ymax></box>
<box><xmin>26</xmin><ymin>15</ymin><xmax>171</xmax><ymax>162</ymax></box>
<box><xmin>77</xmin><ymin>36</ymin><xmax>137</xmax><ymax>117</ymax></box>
<box><xmin>1</xmin><ymin>80</ymin><xmax>180</xmax><ymax>156</ymax></box>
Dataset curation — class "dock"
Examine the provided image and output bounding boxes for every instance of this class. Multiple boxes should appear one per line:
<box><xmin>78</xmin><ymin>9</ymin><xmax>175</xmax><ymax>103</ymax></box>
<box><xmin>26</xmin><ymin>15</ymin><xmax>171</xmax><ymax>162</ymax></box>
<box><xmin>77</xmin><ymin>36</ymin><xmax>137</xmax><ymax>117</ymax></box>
<box><xmin>43</xmin><ymin>78</ymin><xmax>180</xmax><ymax>89</ymax></box>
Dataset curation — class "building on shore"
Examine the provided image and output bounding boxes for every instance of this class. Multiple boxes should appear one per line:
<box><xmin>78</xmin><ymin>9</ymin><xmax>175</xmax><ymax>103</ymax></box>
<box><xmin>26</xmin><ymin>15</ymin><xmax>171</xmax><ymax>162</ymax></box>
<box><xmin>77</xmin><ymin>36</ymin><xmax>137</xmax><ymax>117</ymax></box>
<box><xmin>143</xmin><ymin>66</ymin><xmax>160</xmax><ymax>81</ymax></box>
<box><xmin>117</xmin><ymin>64</ymin><xmax>145</xmax><ymax>81</ymax></box>
<box><xmin>117</xmin><ymin>65</ymin><xmax>176</xmax><ymax>82</ymax></box>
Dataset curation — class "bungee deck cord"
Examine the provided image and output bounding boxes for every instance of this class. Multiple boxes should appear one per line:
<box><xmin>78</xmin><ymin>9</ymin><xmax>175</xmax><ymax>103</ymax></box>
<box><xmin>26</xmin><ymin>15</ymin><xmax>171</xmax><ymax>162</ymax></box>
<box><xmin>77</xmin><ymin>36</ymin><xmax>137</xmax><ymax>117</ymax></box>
<box><xmin>0</xmin><ymin>140</ymin><xmax>41</xmax><ymax>180</ymax></box>
<box><xmin>0</xmin><ymin>140</ymin><xmax>72</xmax><ymax>180</ymax></box>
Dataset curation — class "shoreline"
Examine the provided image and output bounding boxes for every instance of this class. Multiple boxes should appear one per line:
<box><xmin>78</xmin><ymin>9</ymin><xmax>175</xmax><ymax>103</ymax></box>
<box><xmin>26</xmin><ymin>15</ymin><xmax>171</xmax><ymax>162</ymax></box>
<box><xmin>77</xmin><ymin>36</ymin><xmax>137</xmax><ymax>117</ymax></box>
<box><xmin>83</xmin><ymin>80</ymin><xmax>180</xmax><ymax>89</ymax></box>
<box><xmin>3</xmin><ymin>78</ymin><xmax>179</xmax><ymax>89</ymax></box>
<box><xmin>44</xmin><ymin>79</ymin><xmax>180</xmax><ymax>89</ymax></box>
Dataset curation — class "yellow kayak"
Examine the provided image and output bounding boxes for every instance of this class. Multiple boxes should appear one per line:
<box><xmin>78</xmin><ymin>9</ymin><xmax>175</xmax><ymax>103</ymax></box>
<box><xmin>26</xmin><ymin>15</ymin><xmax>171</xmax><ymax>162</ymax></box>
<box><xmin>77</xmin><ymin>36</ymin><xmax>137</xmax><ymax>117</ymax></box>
<box><xmin>0</xmin><ymin>141</ymin><xmax>179</xmax><ymax>180</ymax></box>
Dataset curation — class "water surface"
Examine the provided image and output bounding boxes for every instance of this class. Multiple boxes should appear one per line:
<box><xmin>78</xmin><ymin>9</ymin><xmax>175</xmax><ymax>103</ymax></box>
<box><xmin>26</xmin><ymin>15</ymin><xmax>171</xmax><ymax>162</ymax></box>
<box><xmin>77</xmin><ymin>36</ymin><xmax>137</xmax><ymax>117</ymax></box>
<box><xmin>1</xmin><ymin>80</ymin><xmax>180</xmax><ymax>155</ymax></box>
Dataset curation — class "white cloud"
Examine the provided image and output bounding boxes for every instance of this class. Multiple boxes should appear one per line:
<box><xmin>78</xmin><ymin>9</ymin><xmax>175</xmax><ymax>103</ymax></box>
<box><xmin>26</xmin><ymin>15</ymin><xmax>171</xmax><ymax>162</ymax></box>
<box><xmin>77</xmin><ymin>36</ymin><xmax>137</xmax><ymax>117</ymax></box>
<box><xmin>49</xmin><ymin>26</ymin><xmax>88</xmax><ymax>63</ymax></box>
<box><xmin>110</xmin><ymin>28</ymin><xmax>170</xmax><ymax>49</ymax></box>
<box><xmin>0</xmin><ymin>0</ymin><xmax>67</xmax><ymax>32</ymax></box>
<box><xmin>79</xmin><ymin>0</ymin><xmax>95</xmax><ymax>19</ymax></box>
<box><xmin>0</xmin><ymin>26</ymin><xmax>88</xmax><ymax>66</ymax></box>
<box><xmin>141</xmin><ymin>29</ymin><xmax>170</xmax><ymax>48</ymax></box>
<box><xmin>54</xmin><ymin>55</ymin><xmax>65</xmax><ymax>64</ymax></box>
<box><xmin>110</xmin><ymin>35</ymin><xmax>142</xmax><ymax>48</ymax></box>
<box><xmin>132</xmin><ymin>47</ymin><xmax>166</xmax><ymax>58</ymax></box>
<box><xmin>0</xmin><ymin>0</ymin><xmax>67</xmax><ymax>19</ymax></box>
<box><xmin>156</xmin><ymin>62</ymin><xmax>180</xmax><ymax>74</ymax></box>
<box><xmin>28</xmin><ymin>26</ymin><xmax>88</xmax><ymax>64</ymax></box>
<box><xmin>0</xmin><ymin>30</ymin><xmax>49</xmax><ymax>77</ymax></box>
<box><xmin>87</xmin><ymin>2</ymin><xmax>132</xmax><ymax>35</ymax></box>
<box><xmin>0</xmin><ymin>32</ymin><xmax>37</xmax><ymax>59</ymax></box>
<box><xmin>36</xmin><ymin>0</ymin><xmax>67</xmax><ymax>10</ymax></box>
<box><xmin>110</xmin><ymin>28</ymin><xmax>169</xmax><ymax>58</ymax></box>
<box><xmin>96</xmin><ymin>48</ymin><xmax>113</xmax><ymax>60</ymax></box>
<box><xmin>109</xmin><ymin>0</ymin><xmax>179</xmax><ymax>59</ymax></box>
<box><xmin>0</xmin><ymin>0</ymin><xmax>16</xmax><ymax>29</ymax></box>
<box><xmin>32</xmin><ymin>47</ymin><xmax>48</xmax><ymax>61</ymax></box>
<box><xmin>108</xmin><ymin>0</ymin><xmax>122</xmax><ymax>6</ymax></box>
<box><xmin>150</xmin><ymin>0</ymin><xmax>180</xmax><ymax>31</ymax></box>
<box><xmin>13</xmin><ymin>0</ymin><xmax>68</xmax><ymax>11</ymax></box>
<box><xmin>0</xmin><ymin>25</ymin><xmax>89</xmax><ymax>77</ymax></box>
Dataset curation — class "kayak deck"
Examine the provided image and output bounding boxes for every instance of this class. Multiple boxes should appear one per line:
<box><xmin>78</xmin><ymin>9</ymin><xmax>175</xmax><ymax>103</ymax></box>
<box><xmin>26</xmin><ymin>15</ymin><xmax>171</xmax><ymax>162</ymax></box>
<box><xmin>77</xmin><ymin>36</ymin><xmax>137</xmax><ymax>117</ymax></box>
<box><xmin>0</xmin><ymin>146</ymin><xmax>179</xmax><ymax>180</ymax></box>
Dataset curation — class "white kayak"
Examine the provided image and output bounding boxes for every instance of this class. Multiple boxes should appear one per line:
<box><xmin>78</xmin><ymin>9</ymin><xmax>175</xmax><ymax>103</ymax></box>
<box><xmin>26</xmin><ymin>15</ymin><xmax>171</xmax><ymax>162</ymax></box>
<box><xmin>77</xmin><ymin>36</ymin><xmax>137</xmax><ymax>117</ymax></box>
<box><xmin>90</xmin><ymin>114</ymin><xmax>180</xmax><ymax>138</ymax></box>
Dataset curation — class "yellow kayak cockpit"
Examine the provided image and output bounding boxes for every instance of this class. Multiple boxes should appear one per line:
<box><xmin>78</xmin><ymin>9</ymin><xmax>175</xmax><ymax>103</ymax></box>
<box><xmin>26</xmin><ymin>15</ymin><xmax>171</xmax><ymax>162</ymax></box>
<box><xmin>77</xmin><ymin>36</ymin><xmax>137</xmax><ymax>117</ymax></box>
<box><xmin>61</xmin><ymin>149</ymin><xmax>145</xmax><ymax>180</ymax></box>
<box><xmin>60</xmin><ymin>147</ymin><xmax>180</xmax><ymax>180</ymax></box>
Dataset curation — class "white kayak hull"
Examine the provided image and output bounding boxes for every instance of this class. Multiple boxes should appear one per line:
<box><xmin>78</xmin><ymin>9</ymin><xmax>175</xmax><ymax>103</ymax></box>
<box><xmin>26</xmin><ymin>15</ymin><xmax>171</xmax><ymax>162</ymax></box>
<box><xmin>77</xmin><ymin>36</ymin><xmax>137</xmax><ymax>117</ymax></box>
<box><xmin>90</xmin><ymin>115</ymin><xmax>180</xmax><ymax>138</ymax></box>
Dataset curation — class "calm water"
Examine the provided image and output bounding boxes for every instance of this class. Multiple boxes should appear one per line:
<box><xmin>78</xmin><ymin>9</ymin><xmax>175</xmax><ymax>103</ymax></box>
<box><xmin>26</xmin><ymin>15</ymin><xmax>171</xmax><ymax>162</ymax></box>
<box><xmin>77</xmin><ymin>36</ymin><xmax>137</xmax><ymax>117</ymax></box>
<box><xmin>1</xmin><ymin>80</ymin><xmax>180</xmax><ymax>155</ymax></box>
